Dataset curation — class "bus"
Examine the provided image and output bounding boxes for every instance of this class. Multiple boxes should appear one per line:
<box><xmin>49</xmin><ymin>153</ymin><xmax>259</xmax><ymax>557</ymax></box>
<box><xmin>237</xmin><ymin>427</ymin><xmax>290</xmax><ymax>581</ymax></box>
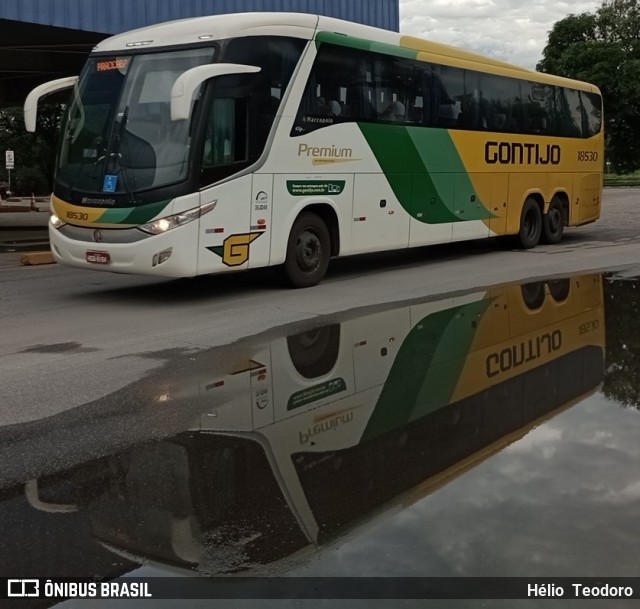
<box><xmin>24</xmin><ymin>13</ymin><xmax>604</xmax><ymax>287</ymax></box>
<box><xmin>21</xmin><ymin>274</ymin><xmax>605</xmax><ymax>573</ymax></box>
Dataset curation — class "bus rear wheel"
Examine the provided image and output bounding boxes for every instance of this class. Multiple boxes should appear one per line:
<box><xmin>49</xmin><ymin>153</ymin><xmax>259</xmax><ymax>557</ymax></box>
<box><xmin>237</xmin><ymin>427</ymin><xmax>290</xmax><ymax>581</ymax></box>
<box><xmin>542</xmin><ymin>196</ymin><xmax>565</xmax><ymax>244</ymax></box>
<box><xmin>283</xmin><ymin>212</ymin><xmax>330</xmax><ymax>288</ymax></box>
<box><xmin>521</xmin><ymin>282</ymin><xmax>546</xmax><ymax>310</ymax></box>
<box><xmin>548</xmin><ymin>278</ymin><xmax>571</xmax><ymax>302</ymax></box>
<box><xmin>517</xmin><ymin>197</ymin><xmax>542</xmax><ymax>249</ymax></box>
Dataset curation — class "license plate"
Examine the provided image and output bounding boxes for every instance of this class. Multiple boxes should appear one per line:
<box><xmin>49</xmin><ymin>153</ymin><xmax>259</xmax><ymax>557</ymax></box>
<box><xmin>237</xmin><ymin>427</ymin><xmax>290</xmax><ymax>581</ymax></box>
<box><xmin>86</xmin><ymin>250</ymin><xmax>111</xmax><ymax>264</ymax></box>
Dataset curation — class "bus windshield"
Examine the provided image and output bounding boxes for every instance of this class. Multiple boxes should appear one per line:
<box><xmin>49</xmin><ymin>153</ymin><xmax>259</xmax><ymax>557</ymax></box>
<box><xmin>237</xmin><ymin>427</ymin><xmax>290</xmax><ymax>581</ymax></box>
<box><xmin>56</xmin><ymin>48</ymin><xmax>215</xmax><ymax>196</ymax></box>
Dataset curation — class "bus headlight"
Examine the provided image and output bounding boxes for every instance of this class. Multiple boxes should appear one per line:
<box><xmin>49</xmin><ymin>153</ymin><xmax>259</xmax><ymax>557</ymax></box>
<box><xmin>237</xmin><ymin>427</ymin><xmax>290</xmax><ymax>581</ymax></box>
<box><xmin>50</xmin><ymin>213</ymin><xmax>66</xmax><ymax>229</ymax></box>
<box><xmin>138</xmin><ymin>201</ymin><xmax>217</xmax><ymax>235</ymax></box>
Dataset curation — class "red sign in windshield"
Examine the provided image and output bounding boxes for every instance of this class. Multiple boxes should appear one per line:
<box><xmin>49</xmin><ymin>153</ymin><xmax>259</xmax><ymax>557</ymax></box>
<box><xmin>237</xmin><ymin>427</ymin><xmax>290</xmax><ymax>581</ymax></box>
<box><xmin>96</xmin><ymin>58</ymin><xmax>129</xmax><ymax>72</ymax></box>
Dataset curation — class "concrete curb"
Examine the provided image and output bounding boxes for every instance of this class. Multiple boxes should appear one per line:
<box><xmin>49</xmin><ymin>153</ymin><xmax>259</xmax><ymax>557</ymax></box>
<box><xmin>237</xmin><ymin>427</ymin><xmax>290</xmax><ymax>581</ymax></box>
<box><xmin>20</xmin><ymin>251</ymin><xmax>56</xmax><ymax>266</ymax></box>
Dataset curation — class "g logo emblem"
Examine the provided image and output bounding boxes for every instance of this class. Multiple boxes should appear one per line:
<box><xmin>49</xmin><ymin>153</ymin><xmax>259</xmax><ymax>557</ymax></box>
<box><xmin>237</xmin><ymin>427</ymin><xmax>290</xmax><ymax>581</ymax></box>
<box><xmin>223</xmin><ymin>233</ymin><xmax>261</xmax><ymax>266</ymax></box>
<box><xmin>208</xmin><ymin>233</ymin><xmax>262</xmax><ymax>267</ymax></box>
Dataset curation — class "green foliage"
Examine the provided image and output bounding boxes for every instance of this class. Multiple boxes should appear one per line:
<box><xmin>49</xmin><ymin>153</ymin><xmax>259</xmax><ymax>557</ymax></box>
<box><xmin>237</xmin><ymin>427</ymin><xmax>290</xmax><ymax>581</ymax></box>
<box><xmin>12</xmin><ymin>167</ymin><xmax>49</xmax><ymax>195</ymax></box>
<box><xmin>603</xmin><ymin>170</ymin><xmax>640</xmax><ymax>186</ymax></box>
<box><xmin>603</xmin><ymin>276</ymin><xmax>640</xmax><ymax>409</ymax></box>
<box><xmin>538</xmin><ymin>0</ymin><xmax>640</xmax><ymax>173</ymax></box>
<box><xmin>0</xmin><ymin>103</ymin><xmax>64</xmax><ymax>196</ymax></box>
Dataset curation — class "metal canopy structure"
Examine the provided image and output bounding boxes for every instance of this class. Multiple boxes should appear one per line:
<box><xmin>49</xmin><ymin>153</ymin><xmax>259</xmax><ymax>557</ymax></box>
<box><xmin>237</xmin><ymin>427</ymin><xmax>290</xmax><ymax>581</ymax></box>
<box><xmin>0</xmin><ymin>19</ymin><xmax>104</xmax><ymax>105</ymax></box>
<box><xmin>0</xmin><ymin>0</ymin><xmax>399</xmax><ymax>104</ymax></box>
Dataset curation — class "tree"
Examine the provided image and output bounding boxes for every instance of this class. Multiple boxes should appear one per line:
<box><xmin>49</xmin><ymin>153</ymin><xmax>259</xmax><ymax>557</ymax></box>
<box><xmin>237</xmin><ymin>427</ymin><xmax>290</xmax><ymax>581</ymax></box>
<box><xmin>602</xmin><ymin>277</ymin><xmax>640</xmax><ymax>410</ymax></box>
<box><xmin>0</xmin><ymin>101</ymin><xmax>64</xmax><ymax>196</ymax></box>
<box><xmin>538</xmin><ymin>0</ymin><xmax>640</xmax><ymax>173</ymax></box>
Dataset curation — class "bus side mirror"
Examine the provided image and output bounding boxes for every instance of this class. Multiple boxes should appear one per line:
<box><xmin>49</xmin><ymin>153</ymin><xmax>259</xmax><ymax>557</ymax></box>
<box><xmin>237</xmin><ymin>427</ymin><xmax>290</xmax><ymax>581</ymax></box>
<box><xmin>24</xmin><ymin>76</ymin><xmax>79</xmax><ymax>132</ymax></box>
<box><xmin>170</xmin><ymin>63</ymin><xmax>261</xmax><ymax>121</ymax></box>
<box><xmin>24</xmin><ymin>479</ymin><xmax>79</xmax><ymax>513</ymax></box>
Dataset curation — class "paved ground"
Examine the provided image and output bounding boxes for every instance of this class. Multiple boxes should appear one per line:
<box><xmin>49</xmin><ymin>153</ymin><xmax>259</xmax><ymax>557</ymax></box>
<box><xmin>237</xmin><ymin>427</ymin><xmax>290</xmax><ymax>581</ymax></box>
<box><xmin>0</xmin><ymin>187</ymin><xmax>639</xmax><ymax>429</ymax></box>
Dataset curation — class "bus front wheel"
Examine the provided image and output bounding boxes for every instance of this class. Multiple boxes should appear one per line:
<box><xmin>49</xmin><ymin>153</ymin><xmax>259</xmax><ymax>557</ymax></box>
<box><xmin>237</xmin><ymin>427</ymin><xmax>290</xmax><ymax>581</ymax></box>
<box><xmin>517</xmin><ymin>197</ymin><xmax>542</xmax><ymax>249</ymax></box>
<box><xmin>283</xmin><ymin>212</ymin><xmax>330</xmax><ymax>288</ymax></box>
<box><xmin>542</xmin><ymin>196</ymin><xmax>565</xmax><ymax>244</ymax></box>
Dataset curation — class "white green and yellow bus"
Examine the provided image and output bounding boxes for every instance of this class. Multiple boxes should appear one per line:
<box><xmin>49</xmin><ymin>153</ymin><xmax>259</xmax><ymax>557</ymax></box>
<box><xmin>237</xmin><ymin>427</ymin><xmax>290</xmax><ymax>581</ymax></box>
<box><xmin>23</xmin><ymin>274</ymin><xmax>605</xmax><ymax>573</ymax></box>
<box><xmin>25</xmin><ymin>12</ymin><xmax>604</xmax><ymax>287</ymax></box>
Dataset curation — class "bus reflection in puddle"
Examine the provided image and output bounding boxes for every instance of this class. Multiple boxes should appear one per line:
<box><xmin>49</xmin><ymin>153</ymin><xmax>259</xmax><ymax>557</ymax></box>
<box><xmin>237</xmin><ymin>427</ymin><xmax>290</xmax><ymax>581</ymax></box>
<box><xmin>15</xmin><ymin>274</ymin><xmax>605</xmax><ymax>576</ymax></box>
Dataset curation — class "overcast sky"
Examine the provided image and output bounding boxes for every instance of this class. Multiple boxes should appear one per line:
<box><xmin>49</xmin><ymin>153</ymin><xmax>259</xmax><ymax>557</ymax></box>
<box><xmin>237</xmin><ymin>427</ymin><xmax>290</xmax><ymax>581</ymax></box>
<box><xmin>400</xmin><ymin>0</ymin><xmax>601</xmax><ymax>70</ymax></box>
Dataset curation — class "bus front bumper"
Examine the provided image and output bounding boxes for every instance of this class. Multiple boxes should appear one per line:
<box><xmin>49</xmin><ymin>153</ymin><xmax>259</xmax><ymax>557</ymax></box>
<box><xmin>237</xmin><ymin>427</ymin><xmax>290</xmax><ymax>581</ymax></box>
<box><xmin>49</xmin><ymin>221</ymin><xmax>199</xmax><ymax>278</ymax></box>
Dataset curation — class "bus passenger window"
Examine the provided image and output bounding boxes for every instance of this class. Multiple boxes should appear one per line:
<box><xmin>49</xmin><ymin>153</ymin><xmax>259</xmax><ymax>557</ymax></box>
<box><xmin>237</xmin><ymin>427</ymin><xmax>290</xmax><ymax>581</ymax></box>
<box><xmin>316</xmin><ymin>96</ymin><xmax>342</xmax><ymax>117</ymax></box>
<box><xmin>437</xmin><ymin>101</ymin><xmax>460</xmax><ymax>128</ymax></box>
<box><xmin>437</xmin><ymin>65</ymin><xmax>465</xmax><ymax>127</ymax></box>
<box><xmin>557</xmin><ymin>88</ymin><xmax>583</xmax><ymax>137</ymax></box>
<box><xmin>292</xmin><ymin>44</ymin><xmax>367</xmax><ymax>134</ymax></box>
<box><xmin>521</xmin><ymin>82</ymin><xmax>553</xmax><ymax>135</ymax></box>
<box><xmin>408</xmin><ymin>96</ymin><xmax>424</xmax><ymax>123</ymax></box>
<box><xmin>581</xmin><ymin>91</ymin><xmax>602</xmax><ymax>137</ymax></box>
<box><xmin>381</xmin><ymin>100</ymin><xmax>406</xmax><ymax>121</ymax></box>
<box><xmin>480</xmin><ymin>74</ymin><xmax>520</xmax><ymax>133</ymax></box>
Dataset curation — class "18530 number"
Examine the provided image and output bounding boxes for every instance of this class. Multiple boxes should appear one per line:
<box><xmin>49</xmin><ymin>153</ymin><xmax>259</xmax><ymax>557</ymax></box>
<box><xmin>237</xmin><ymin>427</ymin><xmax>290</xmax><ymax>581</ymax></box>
<box><xmin>577</xmin><ymin>151</ymin><xmax>598</xmax><ymax>162</ymax></box>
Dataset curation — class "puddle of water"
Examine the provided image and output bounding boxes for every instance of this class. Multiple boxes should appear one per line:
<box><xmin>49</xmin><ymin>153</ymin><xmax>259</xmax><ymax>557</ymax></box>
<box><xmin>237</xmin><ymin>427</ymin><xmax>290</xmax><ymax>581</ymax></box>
<box><xmin>2</xmin><ymin>272</ymin><xmax>640</xmax><ymax>604</ymax></box>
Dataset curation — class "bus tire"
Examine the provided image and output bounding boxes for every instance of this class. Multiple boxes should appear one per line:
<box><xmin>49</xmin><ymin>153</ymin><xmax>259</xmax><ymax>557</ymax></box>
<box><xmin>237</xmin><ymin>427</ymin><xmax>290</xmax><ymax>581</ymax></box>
<box><xmin>521</xmin><ymin>282</ymin><xmax>545</xmax><ymax>310</ymax></box>
<box><xmin>517</xmin><ymin>197</ymin><xmax>542</xmax><ymax>249</ymax></box>
<box><xmin>283</xmin><ymin>212</ymin><xmax>330</xmax><ymax>288</ymax></box>
<box><xmin>547</xmin><ymin>278</ymin><xmax>570</xmax><ymax>302</ymax></box>
<box><xmin>287</xmin><ymin>324</ymin><xmax>340</xmax><ymax>378</ymax></box>
<box><xmin>542</xmin><ymin>196</ymin><xmax>565</xmax><ymax>244</ymax></box>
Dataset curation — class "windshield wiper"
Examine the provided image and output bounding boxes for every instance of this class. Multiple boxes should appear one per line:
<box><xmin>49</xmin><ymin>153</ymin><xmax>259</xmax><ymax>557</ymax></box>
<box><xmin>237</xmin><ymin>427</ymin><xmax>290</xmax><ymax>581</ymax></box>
<box><xmin>104</xmin><ymin>106</ymin><xmax>137</xmax><ymax>206</ymax></box>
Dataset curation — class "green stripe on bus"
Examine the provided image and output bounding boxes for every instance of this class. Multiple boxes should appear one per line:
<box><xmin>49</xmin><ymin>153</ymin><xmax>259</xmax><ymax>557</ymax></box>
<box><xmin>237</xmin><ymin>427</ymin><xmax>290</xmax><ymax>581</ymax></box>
<box><xmin>315</xmin><ymin>31</ymin><xmax>419</xmax><ymax>60</ymax></box>
<box><xmin>95</xmin><ymin>200</ymin><xmax>171</xmax><ymax>225</ymax></box>
<box><xmin>358</xmin><ymin>123</ymin><xmax>493</xmax><ymax>223</ymax></box>
<box><xmin>408</xmin><ymin>128</ymin><xmax>493</xmax><ymax>221</ymax></box>
<box><xmin>95</xmin><ymin>207</ymin><xmax>134</xmax><ymax>224</ymax></box>
<box><xmin>361</xmin><ymin>298</ymin><xmax>492</xmax><ymax>442</ymax></box>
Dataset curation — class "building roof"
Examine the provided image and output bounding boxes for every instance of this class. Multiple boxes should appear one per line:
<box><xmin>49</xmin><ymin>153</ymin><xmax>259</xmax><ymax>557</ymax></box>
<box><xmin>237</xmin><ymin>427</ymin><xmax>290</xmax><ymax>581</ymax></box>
<box><xmin>0</xmin><ymin>0</ymin><xmax>398</xmax><ymax>104</ymax></box>
<box><xmin>93</xmin><ymin>11</ymin><xmax>399</xmax><ymax>52</ymax></box>
<box><xmin>0</xmin><ymin>0</ymin><xmax>399</xmax><ymax>35</ymax></box>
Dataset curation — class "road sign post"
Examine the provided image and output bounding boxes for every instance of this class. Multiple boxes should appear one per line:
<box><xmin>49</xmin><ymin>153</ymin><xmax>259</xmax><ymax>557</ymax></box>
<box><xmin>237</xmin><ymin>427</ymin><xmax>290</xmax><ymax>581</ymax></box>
<box><xmin>5</xmin><ymin>150</ymin><xmax>14</xmax><ymax>196</ymax></box>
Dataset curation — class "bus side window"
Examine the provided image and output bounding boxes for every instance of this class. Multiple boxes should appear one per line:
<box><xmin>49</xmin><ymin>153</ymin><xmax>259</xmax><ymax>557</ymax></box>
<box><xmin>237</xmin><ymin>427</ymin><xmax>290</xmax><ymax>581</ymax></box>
<box><xmin>520</xmin><ymin>82</ymin><xmax>552</xmax><ymax>135</ymax></box>
<box><xmin>437</xmin><ymin>65</ymin><xmax>465</xmax><ymax>128</ymax></box>
<box><xmin>437</xmin><ymin>101</ymin><xmax>460</xmax><ymax>128</ymax></box>
<box><xmin>200</xmin><ymin>89</ymin><xmax>250</xmax><ymax>185</ymax></box>
<box><xmin>202</xmin><ymin>98</ymin><xmax>245</xmax><ymax>167</ymax></box>
<box><xmin>293</xmin><ymin>44</ymin><xmax>434</xmax><ymax>134</ymax></box>
<box><xmin>292</xmin><ymin>43</ymin><xmax>369</xmax><ymax>135</ymax></box>
<box><xmin>422</xmin><ymin>69</ymin><xmax>444</xmax><ymax>128</ymax></box>
<box><xmin>580</xmin><ymin>91</ymin><xmax>602</xmax><ymax>137</ymax></box>
<box><xmin>408</xmin><ymin>95</ymin><xmax>424</xmax><ymax>124</ymax></box>
<box><xmin>371</xmin><ymin>55</ymin><xmax>422</xmax><ymax>124</ymax></box>
<box><xmin>511</xmin><ymin>92</ymin><xmax>526</xmax><ymax>133</ymax></box>
<box><xmin>457</xmin><ymin>72</ymin><xmax>482</xmax><ymax>130</ymax></box>
<box><xmin>223</xmin><ymin>35</ymin><xmax>304</xmax><ymax>145</ymax></box>
<box><xmin>557</xmin><ymin>88</ymin><xmax>583</xmax><ymax>137</ymax></box>
<box><xmin>293</xmin><ymin>45</ymin><xmax>439</xmax><ymax>135</ymax></box>
<box><xmin>199</xmin><ymin>37</ymin><xmax>304</xmax><ymax>186</ymax></box>
<box><xmin>480</xmin><ymin>74</ymin><xmax>520</xmax><ymax>133</ymax></box>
